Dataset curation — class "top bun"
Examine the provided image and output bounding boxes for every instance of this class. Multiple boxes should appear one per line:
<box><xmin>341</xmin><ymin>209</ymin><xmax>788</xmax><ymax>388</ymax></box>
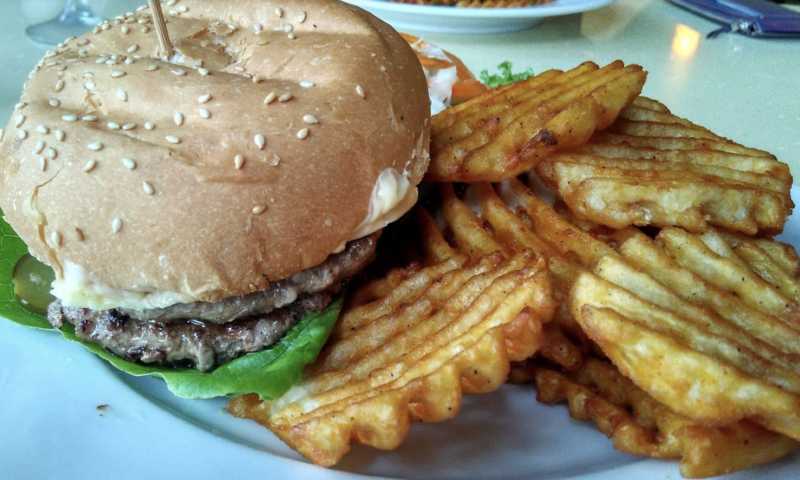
<box><xmin>0</xmin><ymin>0</ymin><xmax>430</xmax><ymax>306</ymax></box>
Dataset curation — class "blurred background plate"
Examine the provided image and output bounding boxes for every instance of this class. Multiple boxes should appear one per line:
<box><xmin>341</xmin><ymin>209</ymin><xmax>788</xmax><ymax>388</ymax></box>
<box><xmin>342</xmin><ymin>0</ymin><xmax>614</xmax><ymax>34</ymax></box>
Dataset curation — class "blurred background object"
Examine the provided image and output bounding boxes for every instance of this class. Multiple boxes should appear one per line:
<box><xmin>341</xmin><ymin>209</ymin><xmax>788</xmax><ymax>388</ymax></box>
<box><xmin>23</xmin><ymin>0</ymin><xmax>140</xmax><ymax>45</ymax></box>
<box><xmin>25</xmin><ymin>0</ymin><xmax>101</xmax><ymax>46</ymax></box>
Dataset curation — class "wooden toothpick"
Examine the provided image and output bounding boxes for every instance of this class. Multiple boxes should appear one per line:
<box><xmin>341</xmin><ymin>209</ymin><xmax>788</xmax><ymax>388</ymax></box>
<box><xmin>148</xmin><ymin>0</ymin><xmax>174</xmax><ymax>59</ymax></box>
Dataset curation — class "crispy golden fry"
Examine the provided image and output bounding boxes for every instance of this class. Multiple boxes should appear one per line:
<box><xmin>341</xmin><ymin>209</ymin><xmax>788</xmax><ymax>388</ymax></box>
<box><xmin>571</xmin><ymin>227</ymin><xmax>800</xmax><ymax>440</ymax></box>
<box><xmin>535</xmin><ymin>359</ymin><xmax>798</xmax><ymax>478</ymax></box>
<box><xmin>229</xmin><ymin>252</ymin><xmax>554</xmax><ymax>467</ymax></box>
<box><xmin>537</xmin><ymin>96</ymin><xmax>794</xmax><ymax>235</ymax></box>
<box><xmin>427</xmin><ymin>61</ymin><xmax>646</xmax><ymax>182</ymax></box>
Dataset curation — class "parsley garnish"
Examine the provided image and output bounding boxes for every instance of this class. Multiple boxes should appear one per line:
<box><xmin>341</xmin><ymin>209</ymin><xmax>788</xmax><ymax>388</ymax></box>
<box><xmin>479</xmin><ymin>61</ymin><xmax>535</xmax><ymax>88</ymax></box>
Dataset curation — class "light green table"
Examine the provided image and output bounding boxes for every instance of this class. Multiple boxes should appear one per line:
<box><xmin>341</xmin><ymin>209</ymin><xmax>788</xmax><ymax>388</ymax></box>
<box><xmin>1</xmin><ymin>0</ymin><xmax>798</xmax><ymax>177</ymax></box>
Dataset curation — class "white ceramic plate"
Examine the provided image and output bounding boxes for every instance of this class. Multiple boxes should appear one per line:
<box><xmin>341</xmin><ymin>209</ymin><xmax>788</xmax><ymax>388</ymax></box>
<box><xmin>342</xmin><ymin>0</ymin><xmax>614</xmax><ymax>34</ymax></box>
<box><xmin>1</xmin><ymin>189</ymin><xmax>799</xmax><ymax>480</ymax></box>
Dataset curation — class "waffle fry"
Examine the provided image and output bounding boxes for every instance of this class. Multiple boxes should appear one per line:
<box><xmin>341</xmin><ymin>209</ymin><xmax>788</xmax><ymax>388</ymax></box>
<box><xmin>571</xmin><ymin>227</ymin><xmax>800</xmax><ymax>440</ymax></box>
<box><xmin>229</xmin><ymin>252</ymin><xmax>554</xmax><ymax>466</ymax></box>
<box><xmin>415</xmin><ymin>179</ymin><xmax>800</xmax><ymax>476</ymax></box>
<box><xmin>537</xmin><ymin>97</ymin><xmax>794</xmax><ymax>235</ymax></box>
<box><xmin>427</xmin><ymin>61</ymin><xmax>646</xmax><ymax>182</ymax></box>
<box><xmin>535</xmin><ymin>359</ymin><xmax>798</xmax><ymax>478</ymax></box>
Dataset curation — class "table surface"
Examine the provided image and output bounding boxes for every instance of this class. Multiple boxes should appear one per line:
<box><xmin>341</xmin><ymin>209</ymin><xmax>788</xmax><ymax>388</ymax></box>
<box><xmin>0</xmin><ymin>1</ymin><xmax>798</xmax><ymax>479</ymax></box>
<box><xmin>2</xmin><ymin>0</ymin><xmax>798</xmax><ymax>178</ymax></box>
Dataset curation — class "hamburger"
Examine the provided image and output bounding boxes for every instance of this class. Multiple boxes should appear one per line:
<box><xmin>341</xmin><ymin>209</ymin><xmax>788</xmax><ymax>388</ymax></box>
<box><xmin>0</xmin><ymin>0</ymin><xmax>430</xmax><ymax>398</ymax></box>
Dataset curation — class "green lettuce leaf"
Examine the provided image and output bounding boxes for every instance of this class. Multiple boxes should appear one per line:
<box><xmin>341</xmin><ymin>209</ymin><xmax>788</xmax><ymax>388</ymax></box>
<box><xmin>0</xmin><ymin>214</ymin><xmax>340</xmax><ymax>400</ymax></box>
<box><xmin>479</xmin><ymin>61</ymin><xmax>535</xmax><ymax>88</ymax></box>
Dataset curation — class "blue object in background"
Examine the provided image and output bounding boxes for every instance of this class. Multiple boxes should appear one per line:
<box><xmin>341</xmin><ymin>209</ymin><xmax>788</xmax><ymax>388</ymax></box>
<box><xmin>668</xmin><ymin>0</ymin><xmax>800</xmax><ymax>37</ymax></box>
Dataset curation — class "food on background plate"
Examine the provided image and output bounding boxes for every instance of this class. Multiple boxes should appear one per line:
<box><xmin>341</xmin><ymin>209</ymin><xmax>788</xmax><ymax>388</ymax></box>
<box><xmin>394</xmin><ymin>0</ymin><xmax>553</xmax><ymax>7</ymax></box>
<box><xmin>229</xmin><ymin>252</ymin><xmax>554</xmax><ymax>466</ymax></box>
<box><xmin>537</xmin><ymin>97</ymin><xmax>794</xmax><ymax>235</ymax></box>
<box><xmin>0</xmin><ymin>0</ymin><xmax>431</xmax><ymax>398</ymax></box>
<box><xmin>427</xmin><ymin>60</ymin><xmax>646</xmax><ymax>182</ymax></box>
<box><xmin>403</xmin><ymin>33</ymin><xmax>489</xmax><ymax>112</ymax></box>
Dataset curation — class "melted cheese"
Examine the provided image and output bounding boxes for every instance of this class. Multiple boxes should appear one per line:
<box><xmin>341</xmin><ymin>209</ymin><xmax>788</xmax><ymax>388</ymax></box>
<box><xmin>52</xmin><ymin>260</ymin><xmax>192</xmax><ymax>310</ymax></box>
<box><xmin>351</xmin><ymin>168</ymin><xmax>418</xmax><ymax>241</ymax></box>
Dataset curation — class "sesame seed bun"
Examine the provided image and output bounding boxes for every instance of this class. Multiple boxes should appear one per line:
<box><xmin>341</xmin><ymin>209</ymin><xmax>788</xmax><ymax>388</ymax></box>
<box><xmin>0</xmin><ymin>0</ymin><xmax>430</xmax><ymax>304</ymax></box>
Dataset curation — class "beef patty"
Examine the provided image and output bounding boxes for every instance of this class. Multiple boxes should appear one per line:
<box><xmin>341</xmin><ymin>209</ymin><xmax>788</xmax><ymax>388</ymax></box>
<box><xmin>46</xmin><ymin>235</ymin><xmax>378</xmax><ymax>371</ymax></box>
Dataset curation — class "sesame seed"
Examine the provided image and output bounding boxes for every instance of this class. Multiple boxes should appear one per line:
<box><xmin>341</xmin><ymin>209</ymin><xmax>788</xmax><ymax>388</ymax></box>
<box><xmin>264</xmin><ymin>92</ymin><xmax>277</xmax><ymax>105</ymax></box>
<box><xmin>54</xmin><ymin>130</ymin><xmax>65</xmax><ymax>141</ymax></box>
<box><xmin>253</xmin><ymin>23</ymin><xmax>263</xmax><ymax>33</ymax></box>
<box><xmin>268</xmin><ymin>153</ymin><xmax>281</xmax><ymax>166</ymax></box>
<box><xmin>49</xmin><ymin>98</ymin><xmax>61</xmax><ymax>108</ymax></box>
<box><xmin>296</xmin><ymin>128</ymin><xmax>309</xmax><ymax>140</ymax></box>
<box><xmin>252</xmin><ymin>205</ymin><xmax>266</xmax><ymax>215</ymax></box>
<box><xmin>16</xmin><ymin>130</ymin><xmax>28</xmax><ymax>140</ymax></box>
<box><xmin>127</xmin><ymin>44</ymin><xmax>139</xmax><ymax>53</ymax></box>
<box><xmin>38</xmin><ymin>156</ymin><xmax>47</xmax><ymax>172</ymax></box>
<box><xmin>254</xmin><ymin>134</ymin><xmax>266</xmax><ymax>150</ymax></box>
<box><xmin>45</xmin><ymin>147</ymin><xmax>57</xmax><ymax>159</ymax></box>
<box><xmin>136</xmin><ymin>5</ymin><xmax>147</xmax><ymax>12</ymax></box>
<box><xmin>283</xmin><ymin>24</ymin><xmax>294</xmax><ymax>33</ymax></box>
<box><xmin>198</xmin><ymin>108</ymin><xmax>211</xmax><ymax>119</ymax></box>
<box><xmin>197</xmin><ymin>94</ymin><xmax>212</xmax><ymax>104</ymax></box>
<box><xmin>81</xmin><ymin>115</ymin><xmax>97</xmax><ymax>122</ymax></box>
<box><xmin>299</xmin><ymin>80</ymin><xmax>314</xmax><ymax>88</ymax></box>
<box><xmin>34</xmin><ymin>140</ymin><xmax>46</xmax><ymax>154</ymax></box>
<box><xmin>234</xmin><ymin>154</ymin><xmax>245</xmax><ymax>170</ymax></box>
<box><xmin>111</xmin><ymin>217</ymin><xmax>123</xmax><ymax>234</ymax></box>
<box><xmin>49</xmin><ymin>230</ymin><xmax>62</xmax><ymax>248</ymax></box>
<box><xmin>14</xmin><ymin>115</ymin><xmax>25</xmax><ymax>128</ymax></box>
<box><xmin>171</xmin><ymin>68</ymin><xmax>187</xmax><ymax>76</ymax></box>
<box><xmin>121</xmin><ymin>158</ymin><xmax>137</xmax><ymax>170</ymax></box>
<box><xmin>124</xmin><ymin>57</ymin><xmax>135</xmax><ymax>65</ymax></box>
<box><xmin>356</xmin><ymin>84</ymin><xmax>366</xmax><ymax>98</ymax></box>
<box><xmin>87</xmin><ymin>142</ymin><xmax>103</xmax><ymax>151</ymax></box>
<box><xmin>63</xmin><ymin>114</ymin><xmax>78</xmax><ymax>122</ymax></box>
<box><xmin>116</xmin><ymin>89</ymin><xmax>128</xmax><ymax>102</ymax></box>
<box><xmin>302</xmin><ymin>114</ymin><xmax>319</xmax><ymax>125</ymax></box>
<box><xmin>78</xmin><ymin>49</ymin><xmax>89</xmax><ymax>57</ymax></box>
<box><xmin>166</xmin><ymin>0</ymin><xmax>177</xmax><ymax>6</ymax></box>
<box><xmin>107</xmin><ymin>121</ymin><xmax>120</xmax><ymax>130</ymax></box>
<box><xmin>287</xmin><ymin>33</ymin><xmax>296</xmax><ymax>40</ymax></box>
<box><xmin>122</xmin><ymin>123</ymin><xmax>137</xmax><ymax>131</ymax></box>
<box><xmin>102</xmin><ymin>23</ymin><xmax>111</xmax><ymax>31</ymax></box>
<box><xmin>111</xmin><ymin>70</ymin><xmax>126</xmax><ymax>78</ymax></box>
<box><xmin>278</xmin><ymin>93</ymin><xmax>293</xmax><ymax>103</ymax></box>
<box><xmin>82</xmin><ymin>159</ymin><xmax>97</xmax><ymax>172</ymax></box>
<box><xmin>198</xmin><ymin>68</ymin><xmax>210</xmax><ymax>76</ymax></box>
<box><xmin>121</xmin><ymin>25</ymin><xmax>130</xmax><ymax>34</ymax></box>
<box><xmin>275</xmin><ymin>7</ymin><xmax>284</xmax><ymax>17</ymax></box>
<box><xmin>298</xmin><ymin>11</ymin><xmax>307</xmax><ymax>23</ymax></box>
<box><xmin>173</xmin><ymin>112</ymin><xmax>185</xmax><ymax>127</ymax></box>
<box><xmin>142</xmin><ymin>181</ymin><xmax>155</xmax><ymax>195</ymax></box>
<box><xmin>84</xmin><ymin>80</ymin><xmax>96</xmax><ymax>90</ymax></box>
<box><xmin>54</xmin><ymin>80</ymin><xmax>65</xmax><ymax>92</ymax></box>
<box><xmin>15</xmin><ymin>102</ymin><xmax>27</xmax><ymax>111</ymax></box>
<box><xmin>252</xmin><ymin>75</ymin><xmax>266</xmax><ymax>84</ymax></box>
<box><xmin>165</xmin><ymin>135</ymin><xmax>180</xmax><ymax>144</ymax></box>
<box><xmin>93</xmin><ymin>26</ymin><xmax>101</xmax><ymax>34</ymax></box>
<box><xmin>75</xmin><ymin>227</ymin><xmax>85</xmax><ymax>242</ymax></box>
<box><xmin>144</xmin><ymin>121</ymin><xmax>155</xmax><ymax>130</ymax></box>
<box><xmin>176</xmin><ymin>5</ymin><xmax>188</xmax><ymax>13</ymax></box>
<box><xmin>146</xmin><ymin>64</ymin><xmax>159</xmax><ymax>71</ymax></box>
